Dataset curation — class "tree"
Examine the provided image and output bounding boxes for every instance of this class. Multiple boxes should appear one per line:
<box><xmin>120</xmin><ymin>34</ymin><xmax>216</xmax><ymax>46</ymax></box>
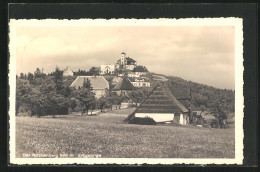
<box><xmin>47</xmin><ymin>92</ymin><xmax>70</xmax><ymax>117</ymax></box>
<box><xmin>16</xmin><ymin>79</ymin><xmax>33</xmax><ymax>116</ymax></box>
<box><xmin>106</xmin><ymin>95</ymin><xmax>115</xmax><ymax>111</ymax></box>
<box><xmin>70</xmin><ymin>98</ymin><xmax>77</xmax><ymax>111</ymax></box>
<box><xmin>16</xmin><ymin>76</ymin><xmax>70</xmax><ymax>117</ymax></box>
<box><xmin>72</xmin><ymin>78</ymin><xmax>95</xmax><ymax>115</ymax></box>
<box><xmin>53</xmin><ymin>67</ymin><xmax>65</xmax><ymax>93</ymax></box>
<box><xmin>84</xmin><ymin>95</ymin><xmax>96</xmax><ymax>115</ymax></box>
<box><xmin>114</xmin><ymin>95</ymin><xmax>125</xmax><ymax>109</ymax></box>
<box><xmin>129</xmin><ymin>89</ymin><xmax>145</xmax><ymax>106</ymax></box>
<box><xmin>211</xmin><ymin>101</ymin><xmax>228</xmax><ymax>128</ymax></box>
<box><xmin>83</xmin><ymin>78</ymin><xmax>92</xmax><ymax>91</ymax></box>
<box><xmin>90</xmin><ymin>99</ymin><xmax>96</xmax><ymax>115</ymax></box>
<box><xmin>19</xmin><ymin>73</ymin><xmax>25</xmax><ymax>79</ymax></box>
<box><xmin>72</xmin><ymin>88</ymin><xmax>95</xmax><ymax>115</ymax></box>
<box><xmin>34</xmin><ymin>68</ymin><xmax>42</xmax><ymax>79</ymax></box>
<box><xmin>88</xmin><ymin>67</ymin><xmax>100</xmax><ymax>76</ymax></box>
<box><xmin>97</xmin><ymin>96</ymin><xmax>108</xmax><ymax>112</ymax></box>
<box><xmin>27</xmin><ymin>72</ymin><xmax>34</xmax><ymax>82</ymax></box>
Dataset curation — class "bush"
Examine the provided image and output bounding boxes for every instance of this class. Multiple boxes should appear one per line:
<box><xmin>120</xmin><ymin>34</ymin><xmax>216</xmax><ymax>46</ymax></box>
<box><xmin>129</xmin><ymin>117</ymin><xmax>156</xmax><ymax>125</ymax></box>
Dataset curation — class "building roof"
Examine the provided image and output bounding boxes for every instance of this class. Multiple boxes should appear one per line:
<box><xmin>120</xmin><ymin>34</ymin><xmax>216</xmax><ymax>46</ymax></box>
<box><xmin>126</xmin><ymin>57</ymin><xmax>136</xmax><ymax>63</ymax></box>
<box><xmin>70</xmin><ymin>76</ymin><xmax>109</xmax><ymax>90</ymax></box>
<box><xmin>113</xmin><ymin>77</ymin><xmax>135</xmax><ymax>90</ymax></box>
<box><xmin>116</xmin><ymin>57</ymin><xmax>136</xmax><ymax>65</ymax></box>
<box><xmin>124</xmin><ymin>83</ymin><xmax>189</xmax><ymax>122</ymax></box>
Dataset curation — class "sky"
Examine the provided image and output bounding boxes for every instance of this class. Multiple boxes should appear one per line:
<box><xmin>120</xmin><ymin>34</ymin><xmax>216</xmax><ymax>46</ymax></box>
<box><xmin>15</xmin><ymin>25</ymin><xmax>235</xmax><ymax>89</ymax></box>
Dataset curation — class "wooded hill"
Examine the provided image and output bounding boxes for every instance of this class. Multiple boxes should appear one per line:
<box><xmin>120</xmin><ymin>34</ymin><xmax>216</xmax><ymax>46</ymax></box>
<box><xmin>163</xmin><ymin>75</ymin><xmax>235</xmax><ymax>116</ymax></box>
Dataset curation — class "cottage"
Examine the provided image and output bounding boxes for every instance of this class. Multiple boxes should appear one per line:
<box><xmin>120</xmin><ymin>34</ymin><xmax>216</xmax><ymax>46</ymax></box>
<box><xmin>125</xmin><ymin>83</ymin><xmax>189</xmax><ymax>124</ymax></box>
<box><xmin>112</xmin><ymin>77</ymin><xmax>135</xmax><ymax>96</ymax></box>
<box><xmin>63</xmin><ymin>67</ymin><xmax>74</xmax><ymax>76</ymax></box>
<box><xmin>70</xmin><ymin>76</ymin><xmax>109</xmax><ymax>98</ymax></box>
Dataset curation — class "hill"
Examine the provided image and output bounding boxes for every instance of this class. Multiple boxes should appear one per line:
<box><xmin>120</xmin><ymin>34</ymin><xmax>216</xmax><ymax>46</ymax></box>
<box><xmin>157</xmin><ymin>74</ymin><xmax>235</xmax><ymax>116</ymax></box>
<box><xmin>65</xmin><ymin>73</ymin><xmax>234</xmax><ymax>116</ymax></box>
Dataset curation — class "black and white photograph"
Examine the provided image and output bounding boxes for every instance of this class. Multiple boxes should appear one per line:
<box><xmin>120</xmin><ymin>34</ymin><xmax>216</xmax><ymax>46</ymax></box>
<box><xmin>9</xmin><ymin>18</ymin><xmax>244</xmax><ymax>165</ymax></box>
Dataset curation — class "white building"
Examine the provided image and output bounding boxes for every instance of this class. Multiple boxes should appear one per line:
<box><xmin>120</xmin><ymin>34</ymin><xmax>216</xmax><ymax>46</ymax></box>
<box><xmin>128</xmin><ymin>72</ymin><xmax>140</xmax><ymax>78</ymax></box>
<box><xmin>125</xmin><ymin>64</ymin><xmax>136</xmax><ymax>70</ymax></box>
<box><xmin>63</xmin><ymin>67</ymin><xmax>74</xmax><ymax>76</ymax></box>
<box><xmin>134</xmin><ymin>71</ymin><xmax>147</xmax><ymax>75</ymax></box>
<box><xmin>129</xmin><ymin>78</ymin><xmax>150</xmax><ymax>88</ymax></box>
<box><xmin>100</xmin><ymin>64</ymin><xmax>115</xmax><ymax>75</ymax></box>
<box><xmin>116</xmin><ymin>52</ymin><xmax>137</xmax><ymax>71</ymax></box>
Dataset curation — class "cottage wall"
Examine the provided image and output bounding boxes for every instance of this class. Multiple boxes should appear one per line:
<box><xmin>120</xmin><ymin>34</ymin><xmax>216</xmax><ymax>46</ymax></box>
<box><xmin>135</xmin><ymin>113</ymin><xmax>175</xmax><ymax>122</ymax></box>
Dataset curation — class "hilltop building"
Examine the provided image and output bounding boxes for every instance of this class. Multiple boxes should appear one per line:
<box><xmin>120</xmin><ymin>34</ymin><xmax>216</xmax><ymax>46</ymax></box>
<box><xmin>100</xmin><ymin>64</ymin><xmax>115</xmax><ymax>75</ymax></box>
<box><xmin>63</xmin><ymin>67</ymin><xmax>74</xmax><ymax>76</ymax></box>
<box><xmin>70</xmin><ymin>76</ymin><xmax>109</xmax><ymax>98</ymax></box>
<box><xmin>115</xmin><ymin>52</ymin><xmax>137</xmax><ymax>71</ymax></box>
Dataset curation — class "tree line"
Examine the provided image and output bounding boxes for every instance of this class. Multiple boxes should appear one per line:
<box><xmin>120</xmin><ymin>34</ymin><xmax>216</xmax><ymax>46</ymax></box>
<box><xmin>16</xmin><ymin>67</ymin><xmax>149</xmax><ymax>117</ymax></box>
<box><xmin>166</xmin><ymin>76</ymin><xmax>235</xmax><ymax>121</ymax></box>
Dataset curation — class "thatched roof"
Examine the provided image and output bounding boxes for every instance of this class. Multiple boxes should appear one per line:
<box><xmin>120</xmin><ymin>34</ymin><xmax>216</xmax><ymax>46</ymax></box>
<box><xmin>124</xmin><ymin>83</ymin><xmax>189</xmax><ymax>122</ymax></box>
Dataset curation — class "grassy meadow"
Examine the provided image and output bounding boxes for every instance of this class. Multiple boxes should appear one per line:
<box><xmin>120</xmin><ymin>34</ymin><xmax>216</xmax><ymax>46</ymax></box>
<box><xmin>16</xmin><ymin>108</ymin><xmax>235</xmax><ymax>158</ymax></box>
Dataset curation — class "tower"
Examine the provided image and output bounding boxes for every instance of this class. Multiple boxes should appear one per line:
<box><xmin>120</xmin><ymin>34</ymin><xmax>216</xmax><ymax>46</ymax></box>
<box><xmin>121</xmin><ymin>52</ymin><xmax>126</xmax><ymax>65</ymax></box>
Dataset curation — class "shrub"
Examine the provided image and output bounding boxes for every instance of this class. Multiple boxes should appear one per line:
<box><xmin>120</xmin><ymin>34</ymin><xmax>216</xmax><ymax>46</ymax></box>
<box><xmin>129</xmin><ymin>117</ymin><xmax>156</xmax><ymax>125</ymax></box>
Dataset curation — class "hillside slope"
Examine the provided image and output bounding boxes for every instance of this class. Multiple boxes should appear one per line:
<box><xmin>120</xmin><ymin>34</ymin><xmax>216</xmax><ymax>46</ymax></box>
<box><xmin>165</xmin><ymin>75</ymin><xmax>235</xmax><ymax>115</ymax></box>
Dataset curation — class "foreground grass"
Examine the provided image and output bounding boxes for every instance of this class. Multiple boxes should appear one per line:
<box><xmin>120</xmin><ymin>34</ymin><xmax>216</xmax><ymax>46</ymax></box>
<box><xmin>16</xmin><ymin>108</ymin><xmax>235</xmax><ymax>158</ymax></box>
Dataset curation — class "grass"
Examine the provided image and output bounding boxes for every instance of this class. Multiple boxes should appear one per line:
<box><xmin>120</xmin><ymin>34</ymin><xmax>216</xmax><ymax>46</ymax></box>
<box><xmin>16</xmin><ymin>108</ymin><xmax>235</xmax><ymax>158</ymax></box>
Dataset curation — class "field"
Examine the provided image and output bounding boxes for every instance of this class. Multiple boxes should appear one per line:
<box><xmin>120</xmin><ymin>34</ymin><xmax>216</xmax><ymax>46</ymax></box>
<box><xmin>16</xmin><ymin>108</ymin><xmax>235</xmax><ymax>158</ymax></box>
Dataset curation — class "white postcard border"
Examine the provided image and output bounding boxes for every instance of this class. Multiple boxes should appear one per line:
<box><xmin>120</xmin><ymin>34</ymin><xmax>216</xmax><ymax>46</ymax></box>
<box><xmin>9</xmin><ymin>18</ymin><xmax>244</xmax><ymax>165</ymax></box>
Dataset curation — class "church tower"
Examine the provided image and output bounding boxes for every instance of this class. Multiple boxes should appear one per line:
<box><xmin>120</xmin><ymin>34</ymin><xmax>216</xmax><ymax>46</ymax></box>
<box><xmin>121</xmin><ymin>52</ymin><xmax>126</xmax><ymax>65</ymax></box>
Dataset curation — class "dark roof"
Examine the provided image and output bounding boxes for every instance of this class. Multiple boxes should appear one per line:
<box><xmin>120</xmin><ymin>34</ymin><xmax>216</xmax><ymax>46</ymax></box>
<box><xmin>126</xmin><ymin>57</ymin><xmax>136</xmax><ymax>62</ymax></box>
<box><xmin>70</xmin><ymin>76</ymin><xmax>109</xmax><ymax>90</ymax></box>
<box><xmin>113</xmin><ymin>77</ymin><xmax>135</xmax><ymax>90</ymax></box>
<box><xmin>124</xmin><ymin>83</ymin><xmax>189</xmax><ymax>122</ymax></box>
<box><xmin>116</xmin><ymin>57</ymin><xmax>136</xmax><ymax>64</ymax></box>
<box><xmin>121</xmin><ymin>52</ymin><xmax>126</xmax><ymax>54</ymax></box>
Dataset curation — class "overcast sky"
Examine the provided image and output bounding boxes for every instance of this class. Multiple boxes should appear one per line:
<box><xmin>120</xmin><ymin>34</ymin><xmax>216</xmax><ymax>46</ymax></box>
<box><xmin>15</xmin><ymin>26</ymin><xmax>235</xmax><ymax>89</ymax></box>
